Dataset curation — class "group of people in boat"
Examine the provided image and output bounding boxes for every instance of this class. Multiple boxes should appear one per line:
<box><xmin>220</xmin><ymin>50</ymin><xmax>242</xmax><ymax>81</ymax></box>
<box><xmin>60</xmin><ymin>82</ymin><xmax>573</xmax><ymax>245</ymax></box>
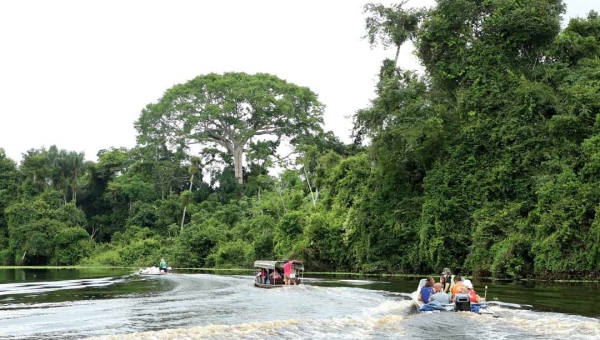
<box><xmin>256</xmin><ymin>259</ymin><xmax>300</xmax><ymax>285</ymax></box>
<box><xmin>418</xmin><ymin>268</ymin><xmax>483</xmax><ymax>304</ymax></box>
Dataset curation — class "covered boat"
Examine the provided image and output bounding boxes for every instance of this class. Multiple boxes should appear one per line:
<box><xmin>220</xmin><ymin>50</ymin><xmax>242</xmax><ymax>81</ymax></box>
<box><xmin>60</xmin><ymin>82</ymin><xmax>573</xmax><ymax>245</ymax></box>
<box><xmin>253</xmin><ymin>260</ymin><xmax>304</xmax><ymax>288</ymax></box>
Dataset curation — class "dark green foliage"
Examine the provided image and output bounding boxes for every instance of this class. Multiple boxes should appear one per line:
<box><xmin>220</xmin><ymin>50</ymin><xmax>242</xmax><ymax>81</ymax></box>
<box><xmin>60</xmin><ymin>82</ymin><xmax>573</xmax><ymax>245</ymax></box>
<box><xmin>3</xmin><ymin>1</ymin><xmax>600</xmax><ymax>278</ymax></box>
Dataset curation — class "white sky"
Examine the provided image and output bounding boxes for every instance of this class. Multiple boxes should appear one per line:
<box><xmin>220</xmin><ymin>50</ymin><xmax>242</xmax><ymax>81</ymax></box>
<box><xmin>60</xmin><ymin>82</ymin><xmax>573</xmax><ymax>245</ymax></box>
<box><xmin>0</xmin><ymin>0</ymin><xmax>596</xmax><ymax>163</ymax></box>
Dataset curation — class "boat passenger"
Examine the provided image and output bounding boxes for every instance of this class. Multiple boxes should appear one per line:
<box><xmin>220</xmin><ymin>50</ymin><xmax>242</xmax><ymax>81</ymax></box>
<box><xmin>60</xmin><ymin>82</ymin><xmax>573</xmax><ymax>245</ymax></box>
<box><xmin>418</xmin><ymin>280</ymin><xmax>433</xmax><ymax>302</ymax></box>
<box><xmin>265</xmin><ymin>270</ymin><xmax>272</xmax><ymax>284</ymax></box>
<box><xmin>270</xmin><ymin>269</ymin><xmax>282</xmax><ymax>281</ymax></box>
<box><xmin>261</xmin><ymin>269</ymin><xmax>267</xmax><ymax>284</ymax></box>
<box><xmin>429</xmin><ymin>283</ymin><xmax>450</xmax><ymax>304</ymax></box>
<box><xmin>282</xmin><ymin>259</ymin><xmax>297</xmax><ymax>285</ymax></box>
<box><xmin>159</xmin><ymin>258</ymin><xmax>168</xmax><ymax>273</ymax></box>
<box><xmin>463</xmin><ymin>279</ymin><xmax>482</xmax><ymax>303</ymax></box>
<box><xmin>256</xmin><ymin>269</ymin><xmax>267</xmax><ymax>284</ymax></box>
<box><xmin>451</xmin><ymin>275</ymin><xmax>465</xmax><ymax>302</ymax></box>
<box><xmin>440</xmin><ymin>268</ymin><xmax>452</xmax><ymax>293</ymax></box>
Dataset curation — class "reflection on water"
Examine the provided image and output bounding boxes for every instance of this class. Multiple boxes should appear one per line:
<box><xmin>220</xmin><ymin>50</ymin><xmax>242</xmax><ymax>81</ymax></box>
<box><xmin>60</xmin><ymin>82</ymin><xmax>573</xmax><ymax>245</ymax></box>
<box><xmin>0</xmin><ymin>269</ymin><xmax>598</xmax><ymax>339</ymax></box>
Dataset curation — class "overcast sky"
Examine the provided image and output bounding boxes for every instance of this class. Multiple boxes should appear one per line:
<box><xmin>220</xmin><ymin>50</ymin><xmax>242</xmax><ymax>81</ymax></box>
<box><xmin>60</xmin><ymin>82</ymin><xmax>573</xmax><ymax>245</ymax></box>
<box><xmin>0</xmin><ymin>0</ymin><xmax>596</xmax><ymax>163</ymax></box>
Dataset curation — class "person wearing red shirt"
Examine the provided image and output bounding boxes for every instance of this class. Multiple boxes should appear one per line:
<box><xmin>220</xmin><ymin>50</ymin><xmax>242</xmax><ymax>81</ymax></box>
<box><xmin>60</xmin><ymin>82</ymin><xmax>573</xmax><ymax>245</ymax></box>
<box><xmin>463</xmin><ymin>279</ymin><xmax>482</xmax><ymax>303</ymax></box>
<box><xmin>282</xmin><ymin>259</ymin><xmax>296</xmax><ymax>285</ymax></box>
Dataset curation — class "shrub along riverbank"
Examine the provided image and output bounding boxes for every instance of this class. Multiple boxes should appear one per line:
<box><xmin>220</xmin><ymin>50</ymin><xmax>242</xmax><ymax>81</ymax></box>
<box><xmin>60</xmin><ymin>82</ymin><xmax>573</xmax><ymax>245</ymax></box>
<box><xmin>2</xmin><ymin>2</ymin><xmax>600</xmax><ymax>280</ymax></box>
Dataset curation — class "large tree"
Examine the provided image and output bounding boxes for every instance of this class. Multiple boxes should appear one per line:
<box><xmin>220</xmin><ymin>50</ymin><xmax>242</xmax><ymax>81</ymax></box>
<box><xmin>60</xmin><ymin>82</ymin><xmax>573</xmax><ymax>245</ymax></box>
<box><xmin>136</xmin><ymin>72</ymin><xmax>324</xmax><ymax>184</ymax></box>
<box><xmin>363</xmin><ymin>1</ymin><xmax>424</xmax><ymax>67</ymax></box>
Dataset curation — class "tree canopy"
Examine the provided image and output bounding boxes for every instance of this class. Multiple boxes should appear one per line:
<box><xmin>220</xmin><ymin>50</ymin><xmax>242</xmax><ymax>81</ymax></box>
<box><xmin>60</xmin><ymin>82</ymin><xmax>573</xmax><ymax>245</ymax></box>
<box><xmin>2</xmin><ymin>1</ymin><xmax>600</xmax><ymax>280</ymax></box>
<box><xmin>135</xmin><ymin>72</ymin><xmax>324</xmax><ymax>184</ymax></box>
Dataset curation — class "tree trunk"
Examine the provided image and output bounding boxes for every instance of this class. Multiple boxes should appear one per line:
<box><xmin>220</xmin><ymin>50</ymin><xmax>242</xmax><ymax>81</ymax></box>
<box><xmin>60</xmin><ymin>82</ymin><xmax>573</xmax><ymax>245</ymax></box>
<box><xmin>275</xmin><ymin>181</ymin><xmax>287</xmax><ymax>214</ymax></box>
<box><xmin>72</xmin><ymin>167</ymin><xmax>78</xmax><ymax>204</ymax></box>
<box><xmin>180</xmin><ymin>173</ymin><xmax>194</xmax><ymax>232</ymax></box>
<box><xmin>394</xmin><ymin>44</ymin><xmax>401</xmax><ymax>68</ymax></box>
<box><xmin>303</xmin><ymin>166</ymin><xmax>318</xmax><ymax>209</ymax></box>
<box><xmin>233</xmin><ymin>146</ymin><xmax>244</xmax><ymax>184</ymax></box>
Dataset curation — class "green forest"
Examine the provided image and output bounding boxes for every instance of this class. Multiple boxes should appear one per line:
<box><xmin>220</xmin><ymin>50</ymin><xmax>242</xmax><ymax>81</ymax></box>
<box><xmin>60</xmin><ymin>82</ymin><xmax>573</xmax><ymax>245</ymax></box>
<box><xmin>1</xmin><ymin>0</ymin><xmax>600</xmax><ymax>279</ymax></box>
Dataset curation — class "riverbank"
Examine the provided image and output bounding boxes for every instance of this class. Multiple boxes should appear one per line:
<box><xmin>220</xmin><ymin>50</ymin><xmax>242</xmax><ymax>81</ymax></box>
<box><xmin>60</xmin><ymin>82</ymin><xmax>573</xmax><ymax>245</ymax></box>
<box><xmin>2</xmin><ymin>266</ymin><xmax>600</xmax><ymax>282</ymax></box>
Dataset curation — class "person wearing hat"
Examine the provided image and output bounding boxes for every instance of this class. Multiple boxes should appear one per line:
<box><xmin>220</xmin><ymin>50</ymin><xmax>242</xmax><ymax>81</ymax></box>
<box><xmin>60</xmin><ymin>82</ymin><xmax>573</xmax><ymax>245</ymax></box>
<box><xmin>463</xmin><ymin>279</ymin><xmax>482</xmax><ymax>303</ymax></box>
<box><xmin>282</xmin><ymin>258</ymin><xmax>297</xmax><ymax>285</ymax></box>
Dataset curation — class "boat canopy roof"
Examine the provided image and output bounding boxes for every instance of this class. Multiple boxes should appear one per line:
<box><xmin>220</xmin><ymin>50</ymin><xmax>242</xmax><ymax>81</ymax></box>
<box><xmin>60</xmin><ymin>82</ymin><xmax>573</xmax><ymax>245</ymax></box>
<box><xmin>254</xmin><ymin>260</ymin><xmax>304</xmax><ymax>271</ymax></box>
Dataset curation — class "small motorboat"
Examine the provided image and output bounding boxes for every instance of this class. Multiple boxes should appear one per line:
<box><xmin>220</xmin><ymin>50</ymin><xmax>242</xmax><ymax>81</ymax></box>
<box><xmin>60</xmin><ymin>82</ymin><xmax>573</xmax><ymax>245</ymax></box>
<box><xmin>253</xmin><ymin>260</ymin><xmax>304</xmax><ymax>288</ymax></box>
<box><xmin>138</xmin><ymin>266</ymin><xmax>173</xmax><ymax>275</ymax></box>
<box><xmin>411</xmin><ymin>278</ymin><xmax>493</xmax><ymax>314</ymax></box>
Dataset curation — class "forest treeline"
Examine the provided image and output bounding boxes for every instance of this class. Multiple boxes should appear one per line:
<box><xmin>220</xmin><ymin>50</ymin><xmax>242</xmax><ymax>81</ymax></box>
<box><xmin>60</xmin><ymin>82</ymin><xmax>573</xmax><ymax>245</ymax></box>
<box><xmin>2</xmin><ymin>1</ymin><xmax>600</xmax><ymax>279</ymax></box>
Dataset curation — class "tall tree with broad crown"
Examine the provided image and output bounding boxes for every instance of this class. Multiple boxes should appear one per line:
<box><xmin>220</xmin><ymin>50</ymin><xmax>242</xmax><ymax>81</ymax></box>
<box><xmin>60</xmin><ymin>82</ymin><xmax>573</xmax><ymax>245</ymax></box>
<box><xmin>363</xmin><ymin>1</ymin><xmax>424</xmax><ymax>67</ymax></box>
<box><xmin>135</xmin><ymin>72</ymin><xmax>324</xmax><ymax>184</ymax></box>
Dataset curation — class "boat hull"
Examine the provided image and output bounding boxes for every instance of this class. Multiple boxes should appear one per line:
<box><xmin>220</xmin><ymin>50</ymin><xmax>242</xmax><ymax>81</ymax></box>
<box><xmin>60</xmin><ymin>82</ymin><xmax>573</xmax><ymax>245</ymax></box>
<box><xmin>254</xmin><ymin>282</ymin><xmax>285</xmax><ymax>288</ymax></box>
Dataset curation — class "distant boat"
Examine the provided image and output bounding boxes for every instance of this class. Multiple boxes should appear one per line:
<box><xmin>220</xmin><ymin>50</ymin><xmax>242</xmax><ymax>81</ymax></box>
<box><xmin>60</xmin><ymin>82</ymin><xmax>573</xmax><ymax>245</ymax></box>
<box><xmin>253</xmin><ymin>260</ymin><xmax>304</xmax><ymax>288</ymax></box>
<box><xmin>138</xmin><ymin>266</ymin><xmax>173</xmax><ymax>275</ymax></box>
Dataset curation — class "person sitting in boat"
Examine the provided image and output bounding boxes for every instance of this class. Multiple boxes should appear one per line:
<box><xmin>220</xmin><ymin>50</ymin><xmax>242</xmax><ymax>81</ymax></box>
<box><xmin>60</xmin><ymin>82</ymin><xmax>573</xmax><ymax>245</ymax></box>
<box><xmin>270</xmin><ymin>269</ymin><xmax>282</xmax><ymax>281</ymax></box>
<box><xmin>463</xmin><ymin>279</ymin><xmax>483</xmax><ymax>303</ymax></box>
<box><xmin>259</xmin><ymin>268</ymin><xmax>267</xmax><ymax>284</ymax></box>
<box><xmin>440</xmin><ymin>268</ymin><xmax>452</xmax><ymax>293</ymax></box>
<box><xmin>451</xmin><ymin>275</ymin><xmax>466</xmax><ymax>302</ymax></box>
<box><xmin>429</xmin><ymin>283</ymin><xmax>450</xmax><ymax>304</ymax></box>
<box><xmin>418</xmin><ymin>280</ymin><xmax>434</xmax><ymax>302</ymax></box>
<box><xmin>159</xmin><ymin>258</ymin><xmax>168</xmax><ymax>273</ymax></box>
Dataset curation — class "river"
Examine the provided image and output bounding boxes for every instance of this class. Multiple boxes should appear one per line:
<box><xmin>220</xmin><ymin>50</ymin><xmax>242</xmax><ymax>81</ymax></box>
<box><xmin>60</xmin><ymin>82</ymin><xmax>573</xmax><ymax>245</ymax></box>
<box><xmin>0</xmin><ymin>269</ymin><xmax>598</xmax><ymax>339</ymax></box>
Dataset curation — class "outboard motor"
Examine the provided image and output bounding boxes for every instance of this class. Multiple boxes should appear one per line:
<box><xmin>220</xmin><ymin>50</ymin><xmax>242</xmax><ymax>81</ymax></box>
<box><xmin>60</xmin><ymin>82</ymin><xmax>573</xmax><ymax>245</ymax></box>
<box><xmin>455</xmin><ymin>293</ymin><xmax>471</xmax><ymax>312</ymax></box>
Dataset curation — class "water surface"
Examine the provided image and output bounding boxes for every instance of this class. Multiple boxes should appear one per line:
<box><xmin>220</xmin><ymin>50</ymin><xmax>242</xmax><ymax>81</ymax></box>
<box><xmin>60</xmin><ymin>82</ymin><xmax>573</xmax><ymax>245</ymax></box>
<box><xmin>0</xmin><ymin>269</ymin><xmax>598</xmax><ymax>339</ymax></box>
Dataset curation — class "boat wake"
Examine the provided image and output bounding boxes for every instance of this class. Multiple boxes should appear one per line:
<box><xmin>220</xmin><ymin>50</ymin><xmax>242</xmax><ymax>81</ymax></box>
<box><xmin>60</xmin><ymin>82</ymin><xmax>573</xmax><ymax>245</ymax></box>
<box><xmin>490</xmin><ymin>307</ymin><xmax>600</xmax><ymax>340</ymax></box>
<box><xmin>85</xmin><ymin>314</ymin><xmax>408</xmax><ymax>340</ymax></box>
<box><xmin>0</xmin><ymin>277</ymin><xmax>124</xmax><ymax>296</ymax></box>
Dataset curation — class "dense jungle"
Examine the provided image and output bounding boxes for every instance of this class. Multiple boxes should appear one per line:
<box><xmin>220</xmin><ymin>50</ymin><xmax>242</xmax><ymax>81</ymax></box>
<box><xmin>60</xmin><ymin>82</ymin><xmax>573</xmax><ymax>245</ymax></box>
<box><xmin>1</xmin><ymin>0</ymin><xmax>600</xmax><ymax>280</ymax></box>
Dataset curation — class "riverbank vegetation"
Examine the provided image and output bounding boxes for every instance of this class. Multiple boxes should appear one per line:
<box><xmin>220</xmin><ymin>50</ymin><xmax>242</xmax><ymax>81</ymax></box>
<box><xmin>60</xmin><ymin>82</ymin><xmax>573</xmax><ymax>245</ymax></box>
<box><xmin>2</xmin><ymin>1</ymin><xmax>600</xmax><ymax>279</ymax></box>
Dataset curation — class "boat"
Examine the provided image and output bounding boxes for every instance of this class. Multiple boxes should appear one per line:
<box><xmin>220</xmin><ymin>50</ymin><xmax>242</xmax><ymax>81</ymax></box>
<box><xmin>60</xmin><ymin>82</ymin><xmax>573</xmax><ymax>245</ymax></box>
<box><xmin>411</xmin><ymin>278</ymin><xmax>493</xmax><ymax>314</ymax></box>
<box><xmin>253</xmin><ymin>260</ymin><xmax>304</xmax><ymax>288</ymax></box>
<box><xmin>138</xmin><ymin>266</ymin><xmax>173</xmax><ymax>275</ymax></box>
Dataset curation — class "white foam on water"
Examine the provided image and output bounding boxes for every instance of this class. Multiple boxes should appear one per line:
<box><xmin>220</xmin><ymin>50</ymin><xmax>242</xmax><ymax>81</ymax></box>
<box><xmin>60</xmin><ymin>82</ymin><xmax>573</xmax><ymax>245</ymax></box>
<box><xmin>489</xmin><ymin>307</ymin><xmax>600</xmax><ymax>340</ymax></box>
<box><xmin>363</xmin><ymin>299</ymin><xmax>414</xmax><ymax>317</ymax></box>
<box><xmin>338</xmin><ymin>279</ymin><xmax>383</xmax><ymax>285</ymax></box>
<box><xmin>84</xmin><ymin>314</ymin><xmax>406</xmax><ymax>340</ymax></box>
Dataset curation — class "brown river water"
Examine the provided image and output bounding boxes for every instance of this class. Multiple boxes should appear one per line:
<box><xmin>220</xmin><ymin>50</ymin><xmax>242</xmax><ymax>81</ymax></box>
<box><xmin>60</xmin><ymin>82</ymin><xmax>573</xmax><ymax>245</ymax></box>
<box><xmin>0</xmin><ymin>269</ymin><xmax>598</xmax><ymax>339</ymax></box>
